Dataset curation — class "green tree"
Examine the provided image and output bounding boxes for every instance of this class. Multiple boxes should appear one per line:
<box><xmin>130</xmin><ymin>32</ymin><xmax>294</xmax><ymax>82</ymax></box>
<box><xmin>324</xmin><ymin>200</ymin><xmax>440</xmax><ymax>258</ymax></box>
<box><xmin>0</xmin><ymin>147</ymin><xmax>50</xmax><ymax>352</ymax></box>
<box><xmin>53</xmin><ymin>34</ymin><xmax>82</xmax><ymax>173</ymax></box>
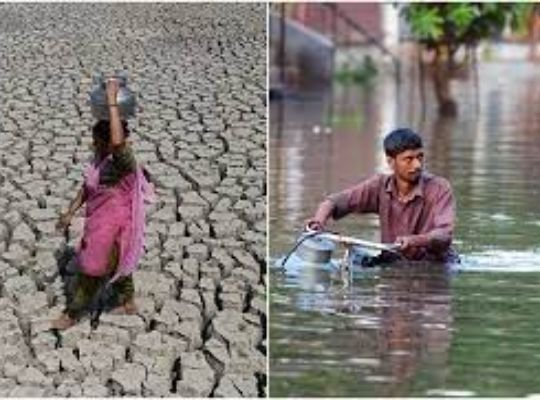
<box><xmin>402</xmin><ymin>3</ymin><xmax>525</xmax><ymax>116</ymax></box>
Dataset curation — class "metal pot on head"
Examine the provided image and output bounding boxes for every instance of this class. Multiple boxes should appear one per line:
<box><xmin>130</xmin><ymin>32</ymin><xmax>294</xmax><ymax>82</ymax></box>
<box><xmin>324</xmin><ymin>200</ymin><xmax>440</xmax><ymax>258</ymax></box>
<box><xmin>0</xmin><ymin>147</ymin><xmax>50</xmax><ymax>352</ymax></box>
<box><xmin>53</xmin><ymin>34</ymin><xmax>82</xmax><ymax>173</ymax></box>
<box><xmin>89</xmin><ymin>72</ymin><xmax>136</xmax><ymax>121</ymax></box>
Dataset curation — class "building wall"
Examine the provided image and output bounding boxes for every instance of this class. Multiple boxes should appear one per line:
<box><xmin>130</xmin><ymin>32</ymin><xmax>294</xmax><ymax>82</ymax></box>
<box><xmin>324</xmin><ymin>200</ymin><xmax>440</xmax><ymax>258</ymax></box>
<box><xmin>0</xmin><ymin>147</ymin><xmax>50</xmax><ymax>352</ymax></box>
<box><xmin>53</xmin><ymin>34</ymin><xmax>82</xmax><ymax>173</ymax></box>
<box><xmin>287</xmin><ymin>3</ymin><xmax>383</xmax><ymax>46</ymax></box>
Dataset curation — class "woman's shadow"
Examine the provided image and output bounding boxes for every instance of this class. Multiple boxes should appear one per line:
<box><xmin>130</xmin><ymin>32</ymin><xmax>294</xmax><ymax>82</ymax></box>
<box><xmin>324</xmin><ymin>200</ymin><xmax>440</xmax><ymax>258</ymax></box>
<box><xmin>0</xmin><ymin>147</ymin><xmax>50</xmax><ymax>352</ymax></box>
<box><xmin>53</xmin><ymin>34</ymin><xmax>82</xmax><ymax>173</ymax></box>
<box><xmin>54</xmin><ymin>245</ymin><xmax>118</xmax><ymax>329</ymax></box>
<box><xmin>56</xmin><ymin>245</ymin><xmax>79</xmax><ymax>304</ymax></box>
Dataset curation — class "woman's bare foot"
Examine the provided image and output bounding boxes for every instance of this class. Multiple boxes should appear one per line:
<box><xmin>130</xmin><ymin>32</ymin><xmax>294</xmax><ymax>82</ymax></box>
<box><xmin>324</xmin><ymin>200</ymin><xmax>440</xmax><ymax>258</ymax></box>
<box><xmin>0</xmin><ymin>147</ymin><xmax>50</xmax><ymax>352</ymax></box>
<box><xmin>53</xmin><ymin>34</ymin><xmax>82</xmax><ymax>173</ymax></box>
<box><xmin>51</xmin><ymin>313</ymin><xmax>76</xmax><ymax>330</ymax></box>
<box><xmin>111</xmin><ymin>299</ymin><xmax>137</xmax><ymax>315</ymax></box>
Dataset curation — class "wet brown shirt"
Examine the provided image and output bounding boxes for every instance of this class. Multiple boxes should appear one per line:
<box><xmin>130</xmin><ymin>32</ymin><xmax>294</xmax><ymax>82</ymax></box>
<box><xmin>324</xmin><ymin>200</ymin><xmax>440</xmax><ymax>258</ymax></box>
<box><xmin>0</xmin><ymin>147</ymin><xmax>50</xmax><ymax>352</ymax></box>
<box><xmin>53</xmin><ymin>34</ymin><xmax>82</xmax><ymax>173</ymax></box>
<box><xmin>326</xmin><ymin>173</ymin><xmax>457</xmax><ymax>262</ymax></box>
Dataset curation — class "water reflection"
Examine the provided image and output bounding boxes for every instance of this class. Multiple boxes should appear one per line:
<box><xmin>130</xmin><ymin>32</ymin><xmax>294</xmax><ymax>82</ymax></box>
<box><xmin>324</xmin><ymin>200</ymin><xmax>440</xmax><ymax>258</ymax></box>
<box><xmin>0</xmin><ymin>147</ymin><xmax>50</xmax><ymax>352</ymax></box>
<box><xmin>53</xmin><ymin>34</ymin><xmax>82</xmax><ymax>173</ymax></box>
<box><xmin>374</xmin><ymin>265</ymin><xmax>452</xmax><ymax>397</ymax></box>
<box><xmin>270</xmin><ymin>58</ymin><xmax>540</xmax><ymax>397</ymax></box>
<box><xmin>271</xmin><ymin>263</ymin><xmax>453</xmax><ymax>397</ymax></box>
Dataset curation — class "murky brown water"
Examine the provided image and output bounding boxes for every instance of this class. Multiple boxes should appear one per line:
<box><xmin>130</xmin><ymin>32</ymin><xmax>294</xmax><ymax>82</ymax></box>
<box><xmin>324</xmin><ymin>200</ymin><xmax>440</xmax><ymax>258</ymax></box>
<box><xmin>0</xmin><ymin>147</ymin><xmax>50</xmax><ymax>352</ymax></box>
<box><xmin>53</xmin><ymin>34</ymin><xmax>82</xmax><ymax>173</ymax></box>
<box><xmin>270</xmin><ymin>57</ymin><xmax>540</xmax><ymax>397</ymax></box>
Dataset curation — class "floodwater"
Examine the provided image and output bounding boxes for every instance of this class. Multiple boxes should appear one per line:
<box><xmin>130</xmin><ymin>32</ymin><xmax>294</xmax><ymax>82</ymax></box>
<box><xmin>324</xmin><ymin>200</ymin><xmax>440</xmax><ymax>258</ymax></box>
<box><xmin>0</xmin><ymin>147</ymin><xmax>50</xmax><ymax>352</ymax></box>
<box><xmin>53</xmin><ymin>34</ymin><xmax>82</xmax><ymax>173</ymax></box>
<box><xmin>269</xmin><ymin>55</ymin><xmax>540</xmax><ymax>397</ymax></box>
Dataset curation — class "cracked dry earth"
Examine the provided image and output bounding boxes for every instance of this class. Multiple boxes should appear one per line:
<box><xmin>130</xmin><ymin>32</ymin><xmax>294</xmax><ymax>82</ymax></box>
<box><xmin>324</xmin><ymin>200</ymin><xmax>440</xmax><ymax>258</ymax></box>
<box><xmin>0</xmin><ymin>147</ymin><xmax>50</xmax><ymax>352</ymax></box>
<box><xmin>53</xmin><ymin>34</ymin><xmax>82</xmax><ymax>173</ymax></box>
<box><xmin>0</xmin><ymin>3</ymin><xmax>267</xmax><ymax>397</ymax></box>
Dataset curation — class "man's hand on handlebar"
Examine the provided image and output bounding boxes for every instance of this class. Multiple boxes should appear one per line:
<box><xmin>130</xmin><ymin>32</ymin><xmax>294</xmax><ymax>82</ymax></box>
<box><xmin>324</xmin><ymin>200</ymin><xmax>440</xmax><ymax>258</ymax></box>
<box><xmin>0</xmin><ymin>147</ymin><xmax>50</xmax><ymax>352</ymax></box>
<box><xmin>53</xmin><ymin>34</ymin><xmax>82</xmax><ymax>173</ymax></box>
<box><xmin>305</xmin><ymin>219</ymin><xmax>324</xmax><ymax>232</ymax></box>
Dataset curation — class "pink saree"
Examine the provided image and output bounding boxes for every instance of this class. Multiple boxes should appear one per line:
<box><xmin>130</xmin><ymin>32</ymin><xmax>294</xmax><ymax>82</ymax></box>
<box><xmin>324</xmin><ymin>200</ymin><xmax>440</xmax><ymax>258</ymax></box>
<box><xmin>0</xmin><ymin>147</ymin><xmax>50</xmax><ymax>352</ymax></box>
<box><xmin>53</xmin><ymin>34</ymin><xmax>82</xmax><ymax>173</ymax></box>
<box><xmin>77</xmin><ymin>156</ymin><xmax>155</xmax><ymax>282</ymax></box>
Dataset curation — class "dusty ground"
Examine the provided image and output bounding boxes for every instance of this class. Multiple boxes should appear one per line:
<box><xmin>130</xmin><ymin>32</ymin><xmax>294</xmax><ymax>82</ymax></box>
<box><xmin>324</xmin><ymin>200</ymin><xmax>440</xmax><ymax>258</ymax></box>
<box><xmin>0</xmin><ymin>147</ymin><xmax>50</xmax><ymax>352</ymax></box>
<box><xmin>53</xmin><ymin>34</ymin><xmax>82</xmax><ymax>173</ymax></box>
<box><xmin>0</xmin><ymin>3</ymin><xmax>266</xmax><ymax>397</ymax></box>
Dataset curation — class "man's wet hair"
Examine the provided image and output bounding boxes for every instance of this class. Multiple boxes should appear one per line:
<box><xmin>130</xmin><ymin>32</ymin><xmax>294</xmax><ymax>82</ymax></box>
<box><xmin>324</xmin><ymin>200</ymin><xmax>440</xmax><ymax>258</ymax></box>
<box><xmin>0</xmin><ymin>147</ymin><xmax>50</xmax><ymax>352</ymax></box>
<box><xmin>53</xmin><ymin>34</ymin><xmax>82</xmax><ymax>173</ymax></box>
<box><xmin>92</xmin><ymin>120</ymin><xmax>130</xmax><ymax>143</ymax></box>
<box><xmin>383</xmin><ymin>128</ymin><xmax>423</xmax><ymax>158</ymax></box>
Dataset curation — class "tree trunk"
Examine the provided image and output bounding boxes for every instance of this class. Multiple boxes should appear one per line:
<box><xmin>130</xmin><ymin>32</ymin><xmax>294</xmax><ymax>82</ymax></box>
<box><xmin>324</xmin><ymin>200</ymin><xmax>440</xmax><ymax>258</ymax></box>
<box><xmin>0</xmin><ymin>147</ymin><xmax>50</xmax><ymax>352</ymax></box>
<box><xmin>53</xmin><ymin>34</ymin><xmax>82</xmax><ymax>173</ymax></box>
<box><xmin>432</xmin><ymin>46</ymin><xmax>457</xmax><ymax>117</ymax></box>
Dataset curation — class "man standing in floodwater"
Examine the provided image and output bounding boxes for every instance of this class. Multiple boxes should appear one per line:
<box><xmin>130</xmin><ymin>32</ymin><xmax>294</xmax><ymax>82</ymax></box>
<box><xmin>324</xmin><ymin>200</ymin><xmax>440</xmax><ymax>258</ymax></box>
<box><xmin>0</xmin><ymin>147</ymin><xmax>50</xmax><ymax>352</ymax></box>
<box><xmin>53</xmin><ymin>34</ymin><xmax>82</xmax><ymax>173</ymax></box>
<box><xmin>307</xmin><ymin>128</ymin><xmax>458</xmax><ymax>263</ymax></box>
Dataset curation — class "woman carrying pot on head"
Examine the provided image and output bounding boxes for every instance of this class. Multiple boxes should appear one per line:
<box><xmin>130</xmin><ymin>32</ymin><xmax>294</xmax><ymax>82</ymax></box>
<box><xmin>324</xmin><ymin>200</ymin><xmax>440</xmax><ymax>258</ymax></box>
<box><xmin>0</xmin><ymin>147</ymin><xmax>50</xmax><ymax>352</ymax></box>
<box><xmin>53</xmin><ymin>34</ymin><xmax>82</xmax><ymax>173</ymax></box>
<box><xmin>52</xmin><ymin>78</ymin><xmax>153</xmax><ymax>330</ymax></box>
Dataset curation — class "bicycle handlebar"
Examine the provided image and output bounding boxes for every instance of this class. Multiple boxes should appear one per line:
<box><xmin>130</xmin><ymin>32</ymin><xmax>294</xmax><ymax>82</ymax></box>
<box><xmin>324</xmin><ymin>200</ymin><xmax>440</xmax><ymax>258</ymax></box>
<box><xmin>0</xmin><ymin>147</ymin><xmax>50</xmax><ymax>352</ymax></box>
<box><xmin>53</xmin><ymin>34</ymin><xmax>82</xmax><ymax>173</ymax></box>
<box><xmin>305</xmin><ymin>228</ymin><xmax>401</xmax><ymax>253</ymax></box>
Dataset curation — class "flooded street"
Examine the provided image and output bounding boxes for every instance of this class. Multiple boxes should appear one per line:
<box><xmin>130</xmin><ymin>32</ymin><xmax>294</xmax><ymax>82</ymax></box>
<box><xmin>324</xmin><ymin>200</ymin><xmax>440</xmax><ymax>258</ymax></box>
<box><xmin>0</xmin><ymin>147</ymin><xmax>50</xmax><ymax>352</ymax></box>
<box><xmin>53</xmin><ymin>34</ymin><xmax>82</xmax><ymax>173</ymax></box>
<box><xmin>269</xmin><ymin>56</ymin><xmax>540</xmax><ymax>397</ymax></box>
